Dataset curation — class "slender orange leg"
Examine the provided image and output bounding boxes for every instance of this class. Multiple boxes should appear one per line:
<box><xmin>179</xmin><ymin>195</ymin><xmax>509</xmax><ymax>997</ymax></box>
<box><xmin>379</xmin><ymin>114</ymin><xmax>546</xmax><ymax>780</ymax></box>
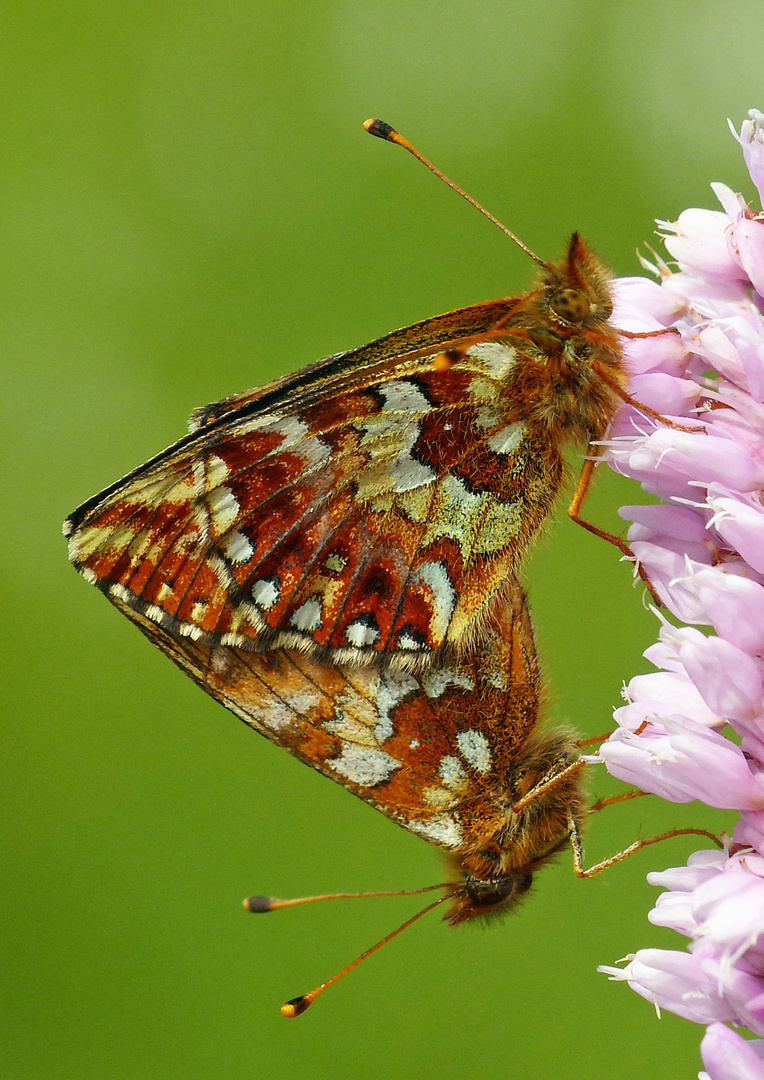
<box><xmin>567</xmin><ymin>810</ymin><xmax>723</xmax><ymax>878</ymax></box>
<box><xmin>591</xmin><ymin>357</ymin><xmax>704</xmax><ymax>434</ymax></box>
<box><xmin>576</xmin><ymin>730</ymin><xmax>615</xmax><ymax>747</ymax></box>
<box><xmin>589</xmin><ymin>790</ymin><xmax>651</xmax><ymax>812</ymax></box>
<box><xmin>567</xmin><ymin>443</ymin><xmax>664</xmax><ymax>605</ymax></box>
<box><xmin>511</xmin><ymin>757</ymin><xmax>587</xmax><ymax>813</ymax></box>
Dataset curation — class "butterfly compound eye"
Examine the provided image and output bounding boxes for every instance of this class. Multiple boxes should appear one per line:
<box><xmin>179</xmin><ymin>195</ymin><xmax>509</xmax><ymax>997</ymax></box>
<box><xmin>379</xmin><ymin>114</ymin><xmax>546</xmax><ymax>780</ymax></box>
<box><xmin>549</xmin><ymin>288</ymin><xmax>591</xmax><ymax>324</ymax></box>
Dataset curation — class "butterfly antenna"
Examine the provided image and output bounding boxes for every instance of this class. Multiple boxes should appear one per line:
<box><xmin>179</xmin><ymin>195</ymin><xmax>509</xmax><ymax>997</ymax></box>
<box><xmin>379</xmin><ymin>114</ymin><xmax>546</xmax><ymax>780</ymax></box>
<box><xmin>364</xmin><ymin>117</ymin><xmax>552</xmax><ymax>271</ymax></box>
<box><xmin>243</xmin><ymin>882</ymin><xmax>451</xmax><ymax>912</ymax></box>
<box><xmin>244</xmin><ymin>883</ymin><xmax>452</xmax><ymax>1016</ymax></box>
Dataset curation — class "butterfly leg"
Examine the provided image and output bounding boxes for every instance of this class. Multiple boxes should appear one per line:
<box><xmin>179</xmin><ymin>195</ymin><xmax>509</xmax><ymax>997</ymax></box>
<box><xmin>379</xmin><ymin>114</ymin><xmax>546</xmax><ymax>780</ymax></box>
<box><xmin>575</xmin><ymin>730</ymin><xmax>615</xmax><ymax>748</ymax></box>
<box><xmin>511</xmin><ymin>756</ymin><xmax>587</xmax><ymax>813</ymax></box>
<box><xmin>567</xmin><ymin>445</ymin><xmax>663</xmax><ymax>606</ymax></box>
<box><xmin>588</xmin><ymin>789</ymin><xmax>650</xmax><ymax>811</ymax></box>
<box><xmin>566</xmin><ymin>810</ymin><xmax>722</xmax><ymax>878</ymax></box>
<box><xmin>592</xmin><ymin>355</ymin><xmax>705</xmax><ymax>435</ymax></box>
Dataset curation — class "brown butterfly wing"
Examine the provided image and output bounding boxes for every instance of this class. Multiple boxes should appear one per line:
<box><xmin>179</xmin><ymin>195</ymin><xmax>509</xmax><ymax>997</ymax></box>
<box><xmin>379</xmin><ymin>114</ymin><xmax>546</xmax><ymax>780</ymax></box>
<box><xmin>111</xmin><ymin>583</ymin><xmax>541</xmax><ymax>852</ymax></box>
<box><xmin>65</xmin><ymin>299</ymin><xmax>560</xmax><ymax>663</ymax></box>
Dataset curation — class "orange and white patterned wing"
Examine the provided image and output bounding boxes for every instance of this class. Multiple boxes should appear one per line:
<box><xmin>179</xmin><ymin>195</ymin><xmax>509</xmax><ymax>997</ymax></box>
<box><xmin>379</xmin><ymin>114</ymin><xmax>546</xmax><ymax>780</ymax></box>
<box><xmin>65</xmin><ymin>302</ymin><xmax>558</xmax><ymax>664</ymax></box>
<box><xmin>110</xmin><ymin>582</ymin><xmax>542</xmax><ymax>851</ymax></box>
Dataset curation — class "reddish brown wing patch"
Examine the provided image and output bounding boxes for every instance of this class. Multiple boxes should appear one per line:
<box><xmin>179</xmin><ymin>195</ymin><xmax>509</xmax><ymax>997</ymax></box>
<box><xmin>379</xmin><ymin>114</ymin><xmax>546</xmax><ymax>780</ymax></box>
<box><xmin>110</xmin><ymin>583</ymin><xmax>541</xmax><ymax>850</ymax></box>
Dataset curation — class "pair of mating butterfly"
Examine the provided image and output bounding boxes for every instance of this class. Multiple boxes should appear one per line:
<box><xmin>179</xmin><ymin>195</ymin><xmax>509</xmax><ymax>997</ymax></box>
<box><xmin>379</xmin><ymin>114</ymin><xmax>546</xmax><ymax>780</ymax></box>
<box><xmin>64</xmin><ymin>120</ymin><xmax>713</xmax><ymax>1015</ymax></box>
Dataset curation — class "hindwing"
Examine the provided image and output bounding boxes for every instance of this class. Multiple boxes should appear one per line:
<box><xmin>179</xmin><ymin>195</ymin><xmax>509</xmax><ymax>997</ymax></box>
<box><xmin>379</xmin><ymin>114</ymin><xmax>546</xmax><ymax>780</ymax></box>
<box><xmin>110</xmin><ymin>579</ymin><xmax>544</xmax><ymax>851</ymax></box>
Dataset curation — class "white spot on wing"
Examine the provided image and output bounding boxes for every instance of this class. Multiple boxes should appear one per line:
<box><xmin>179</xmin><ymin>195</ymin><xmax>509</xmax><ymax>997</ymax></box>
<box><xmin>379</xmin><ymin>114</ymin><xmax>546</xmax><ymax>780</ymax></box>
<box><xmin>423</xmin><ymin>785</ymin><xmax>457</xmax><ymax>810</ymax></box>
<box><xmin>220</xmin><ymin>529</ymin><xmax>254</xmax><ymax>563</ymax></box>
<box><xmin>205</xmin><ymin>454</ymin><xmax>230</xmax><ymax>488</ymax></box>
<box><xmin>251</xmin><ymin>577</ymin><xmax>280</xmax><ymax>610</ymax></box>
<box><xmin>457</xmin><ymin>729</ymin><xmax>492</xmax><ymax>774</ymax></box>
<box><xmin>191</xmin><ymin>600</ymin><xmax>208</xmax><ymax>621</ymax></box>
<box><xmin>423</xmin><ymin>474</ymin><xmax>522</xmax><ymax>557</ymax></box>
<box><xmin>328</xmin><ymin>741</ymin><xmax>400</xmax><ymax>787</ymax></box>
<box><xmin>488</xmin><ymin>421</ymin><xmax>525</xmax><ymax>456</ymax></box>
<box><xmin>236</xmin><ymin>414</ymin><xmax>330</xmax><ymax>468</ymax></box>
<box><xmin>355</xmin><ymin>380</ymin><xmax>436</xmax><ymax>499</ymax></box>
<box><xmin>439</xmin><ymin>755</ymin><xmax>468</xmax><ymax>790</ymax></box>
<box><xmin>345</xmin><ymin>618</ymin><xmax>380</xmax><ymax>648</ymax></box>
<box><xmin>421</xmin><ymin>667</ymin><xmax>474</xmax><ymax>699</ymax></box>
<box><xmin>410</xmin><ymin>815</ymin><xmax>463</xmax><ymax>849</ymax></box>
<box><xmin>414</xmin><ymin>561</ymin><xmax>456</xmax><ymax>645</ymax></box>
<box><xmin>378</xmin><ymin>380</ymin><xmax>432</xmax><ymax>413</ymax></box>
<box><xmin>475</xmin><ymin>404</ymin><xmax>502</xmax><ymax>430</ymax></box>
<box><xmin>290</xmin><ymin>596</ymin><xmax>323</xmax><ymax>632</ymax></box>
<box><xmin>465</xmin><ymin>341</ymin><xmax>516</xmax><ymax>379</ymax></box>
<box><xmin>374</xmin><ymin>669</ymin><xmax>418</xmax><ymax>741</ymax></box>
<box><xmin>286</xmin><ymin>686</ymin><xmax>324</xmax><ymax>716</ymax></box>
<box><xmin>258</xmin><ymin>701</ymin><xmax>295</xmax><ymax>732</ymax></box>
<box><xmin>398</xmin><ymin>631</ymin><xmax>426</xmax><ymax>651</ymax></box>
<box><xmin>385</xmin><ymin>453</ymin><xmax>436</xmax><ymax>493</ymax></box>
<box><xmin>205</xmin><ymin>485</ymin><xmax>240</xmax><ymax>536</ymax></box>
<box><xmin>144</xmin><ymin>603</ymin><xmax>170</xmax><ymax>626</ymax></box>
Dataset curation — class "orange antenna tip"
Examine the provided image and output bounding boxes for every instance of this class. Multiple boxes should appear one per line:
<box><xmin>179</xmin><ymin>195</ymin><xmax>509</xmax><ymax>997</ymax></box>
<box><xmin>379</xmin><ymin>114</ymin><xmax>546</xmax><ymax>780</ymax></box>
<box><xmin>281</xmin><ymin>995</ymin><xmax>314</xmax><ymax>1019</ymax></box>
<box><xmin>362</xmin><ymin>117</ymin><xmax>550</xmax><ymax>270</ymax></box>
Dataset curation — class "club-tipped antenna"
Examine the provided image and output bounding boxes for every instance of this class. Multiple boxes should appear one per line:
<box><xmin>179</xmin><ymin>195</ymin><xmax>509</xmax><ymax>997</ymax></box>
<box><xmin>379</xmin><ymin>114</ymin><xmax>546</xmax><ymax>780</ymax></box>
<box><xmin>243</xmin><ymin>881</ymin><xmax>450</xmax><ymax>913</ymax></box>
<box><xmin>283</xmin><ymin>893</ymin><xmax>449</xmax><ymax>1017</ymax></box>
<box><xmin>244</xmin><ymin>882</ymin><xmax>452</xmax><ymax>1016</ymax></box>
<box><xmin>364</xmin><ymin>117</ymin><xmax>551</xmax><ymax>271</ymax></box>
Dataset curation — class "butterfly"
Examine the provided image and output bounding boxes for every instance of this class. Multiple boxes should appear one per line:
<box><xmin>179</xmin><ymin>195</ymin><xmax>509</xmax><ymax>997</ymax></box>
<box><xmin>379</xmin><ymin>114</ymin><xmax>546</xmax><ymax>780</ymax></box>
<box><xmin>104</xmin><ymin>573</ymin><xmax>586</xmax><ymax>923</ymax></box>
<box><xmin>63</xmin><ymin>121</ymin><xmax>639</xmax><ymax>667</ymax></box>
<box><xmin>99</xmin><ymin>563</ymin><xmax>719</xmax><ymax>1016</ymax></box>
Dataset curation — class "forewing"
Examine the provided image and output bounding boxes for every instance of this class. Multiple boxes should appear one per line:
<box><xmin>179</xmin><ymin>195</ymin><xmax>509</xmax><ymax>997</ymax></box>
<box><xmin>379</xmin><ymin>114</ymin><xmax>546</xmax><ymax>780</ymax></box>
<box><xmin>66</xmin><ymin>300</ymin><xmax>555</xmax><ymax>662</ymax></box>
<box><xmin>113</xmin><ymin>584</ymin><xmax>541</xmax><ymax>852</ymax></box>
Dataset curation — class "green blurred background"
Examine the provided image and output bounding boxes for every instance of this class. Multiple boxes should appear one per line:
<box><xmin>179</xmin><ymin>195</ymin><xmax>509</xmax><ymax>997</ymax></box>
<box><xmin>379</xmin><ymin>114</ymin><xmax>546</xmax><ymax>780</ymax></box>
<box><xmin>2</xmin><ymin>3</ymin><xmax>760</xmax><ymax>1078</ymax></box>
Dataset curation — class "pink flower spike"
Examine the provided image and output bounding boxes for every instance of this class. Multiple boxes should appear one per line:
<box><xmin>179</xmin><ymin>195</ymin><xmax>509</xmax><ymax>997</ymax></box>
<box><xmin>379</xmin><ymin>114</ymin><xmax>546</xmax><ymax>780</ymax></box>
<box><xmin>696</xmin><ymin>323</ymin><xmax>752</xmax><ymax>390</ymax></box>
<box><xmin>623</xmin><ymin>427</ymin><xmax>759</xmax><ymax>494</ymax></box>
<box><xmin>735</xmin><ymin>812</ymin><xmax>764</xmax><ymax>855</ymax></box>
<box><xmin>681</xmin><ymin>567</ymin><xmax>764</xmax><ymax>655</ymax></box>
<box><xmin>712</xmin><ymin>181</ymin><xmax>748</xmax><ymax>220</ymax></box>
<box><xmin>732</xmin><ymin>216</ymin><xmax>764</xmax><ymax>299</ymax></box>
<box><xmin>730</xmin><ymin>109</ymin><xmax>764</xmax><ymax>207</ymax></box>
<box><xmin>630</xmin><ymin>545</ymin><xmax>713</xmax><ymax>620</ymax></box>
<box><xmin>699</xmin><ymin>1022</ymin><xmax>764</xmax><ymax>1080</ymax></box>
<box><xmin>661</xmin><ymin>208</ymin><xmax>748</xmax><ymax>281</ymax></box>
<box><xmin>693</xmin><ymin>872</ymin><xmax>764</xmax><ymax>964</ymax></box>
<box><xmin>599</xmin><ymin>111</ymin><xmax>764</xmax><ymax>1056</ymax></box>
<box><xmin>621</xmin><ymin>503</ymin><xmax>710</xmax><ymax>546</ymax></box>
<box><xmin>621</xmin><ymin>668</ymin><xmax>720</xmax><ymax>728</ymax></box>
<box><xmin>596</xmin><ymin>717</ymin><xmax>764</xmax><ymax>809</ymax></box>
<box><xmin>598</xmin><ymin>949</ymin><xmax>737</xmax><ymax>1026</ymax></box>
<box><xmin>630</xmin><ymin>372</ymin><xmax>702</xmax><ymax>416</ymax></box>
<box><xmin>713</xmin><ymin>960</ymin><xmax>764</xmax><ymax>1036</ymax></box>
<box><xmin>706</xmin><ymin>493</ymin><xmax>764</xmax><ymax>574</ymax></box>
<box><xmin>672</xmin><ymin>627</ymin><xmax>764</xmax><ymax>723</ymax></box>
<box><xmin>613</xmin><ymin>276</ymin><xmax>689</xmax><ymax>326</ymax></box>
<box><xmin>647</xmin><ymin>848</ymin><xmax>727</xmax><ymax>893</ymax></box>
<box><xmin>649</xmin><ymin>889</ymin><xmax>705</xmax><ymax>936</ymax></box>
<box><xmin>664</xmin><ymin>269</ymin><xmax>752</xmax><ymax>309</ymax></box>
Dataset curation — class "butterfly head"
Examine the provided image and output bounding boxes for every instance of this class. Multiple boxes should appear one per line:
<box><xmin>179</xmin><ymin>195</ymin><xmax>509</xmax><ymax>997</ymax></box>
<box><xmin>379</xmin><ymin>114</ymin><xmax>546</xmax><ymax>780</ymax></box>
<box><xmin>443</xmin><ymin>728</ymin><xmax>588</xmax><ymax>926</ymax></box>
<box><xmin>541</xmin><ymin>232</ymin><xmax>615</xmax><ymax>329</ymax></box>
